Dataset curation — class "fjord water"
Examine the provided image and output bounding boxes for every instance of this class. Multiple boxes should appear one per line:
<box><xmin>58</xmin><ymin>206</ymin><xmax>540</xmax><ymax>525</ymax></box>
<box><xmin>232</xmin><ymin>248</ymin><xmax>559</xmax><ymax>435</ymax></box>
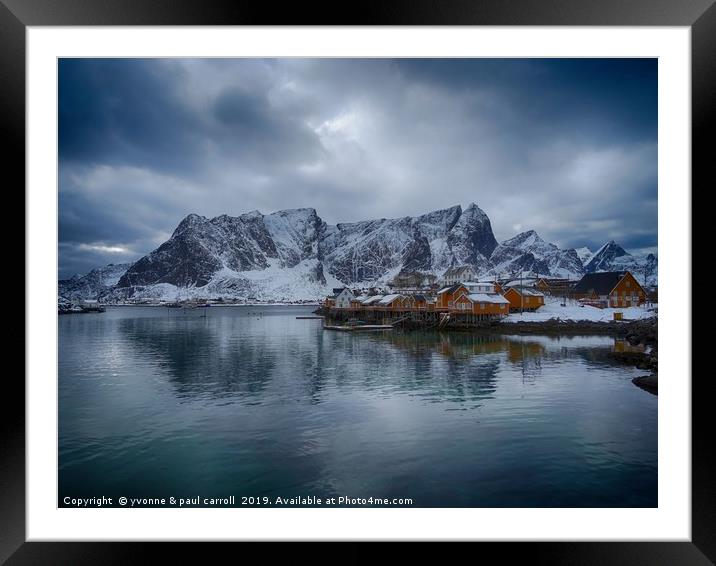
<box><xmin>59</xmin><ymin>306</ymin><xmax>656</xmax><ymax>507</ymax></box>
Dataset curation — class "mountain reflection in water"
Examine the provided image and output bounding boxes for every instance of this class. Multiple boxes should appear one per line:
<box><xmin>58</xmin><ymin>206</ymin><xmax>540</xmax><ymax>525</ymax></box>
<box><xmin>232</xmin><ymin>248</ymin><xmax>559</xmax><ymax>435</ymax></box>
<box><xmin>59</xmin><ymin>306</ymin><xmax>656</xmax><ymax>508</ymax></box>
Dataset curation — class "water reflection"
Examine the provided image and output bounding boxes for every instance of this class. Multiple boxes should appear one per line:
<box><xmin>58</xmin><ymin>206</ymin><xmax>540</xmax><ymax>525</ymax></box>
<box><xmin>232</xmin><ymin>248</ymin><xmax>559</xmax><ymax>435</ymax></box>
<box><xmin>112</xmin><ymin>312</ymin><xmax>633</xmax><ymax>410</ymax></box>
<box><xmin>59</xmin><ymin>307</ymin><xmax>657</xmax><ymax>508</ymax></box>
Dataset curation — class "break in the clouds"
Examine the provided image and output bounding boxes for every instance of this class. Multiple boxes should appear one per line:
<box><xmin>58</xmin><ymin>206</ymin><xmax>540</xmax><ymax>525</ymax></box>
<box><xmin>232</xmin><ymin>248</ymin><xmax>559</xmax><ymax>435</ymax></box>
<box><xmin>58</xmin><ymin>58</ymin><xmax>657</xmax><ymax>278</ymax></box>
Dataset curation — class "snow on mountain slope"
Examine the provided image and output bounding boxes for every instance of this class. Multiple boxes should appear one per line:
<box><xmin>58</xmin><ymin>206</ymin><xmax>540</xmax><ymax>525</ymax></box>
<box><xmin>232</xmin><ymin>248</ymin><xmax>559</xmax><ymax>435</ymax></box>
<box><xmin>489</xmin><ymin>230</ymin><xmax>584</xmax><ymax>279</ymax></box>
<box><xmin>575</xmin><ymin>247</ymin><xmax>593</xmax><ymax>265</ymax></box>
<box><xmin>584</xmin><ymin>240</ymin><xmax>628</xmax><ymax>272</ymax></box>
<box><xmin>583</xmin><ymin>241</ymin><xmax>657</xmax><ymax>286</ymax></box>
<box><xmin>71</xmin><ymin>205</ymin><xmax>656</xmax><ymax>301</ymax></box>
<box><xmin>59</xmin><ymin>263</ymin><xmax>131</xmax><ymax>301</ymax></box>
<box><xmin>320</xmin><ymin>203</ymin><xmax>476</xmax><ymax>285</ymax></box>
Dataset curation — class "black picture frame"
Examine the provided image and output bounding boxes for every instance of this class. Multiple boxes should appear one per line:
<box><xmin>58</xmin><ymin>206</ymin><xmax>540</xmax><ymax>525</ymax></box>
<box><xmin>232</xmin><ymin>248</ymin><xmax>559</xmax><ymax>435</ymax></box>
<box><xmin>7</xmin><ymin>0</ymin><xmax>708</xmax><ymax>562</ymax></box>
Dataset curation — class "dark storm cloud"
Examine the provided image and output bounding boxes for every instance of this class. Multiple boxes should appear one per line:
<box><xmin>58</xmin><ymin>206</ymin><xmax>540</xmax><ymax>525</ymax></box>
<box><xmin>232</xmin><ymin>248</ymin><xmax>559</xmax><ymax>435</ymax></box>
<box><xmin>59</xmin><ymin>59</ymin><xmax>201</xmax><ymax>173</ymax></box>
<box><xmin>58</xmin><ymin>58</ymin><xmax>657</xmax><ymax>278</ymax></box>
<box><xmin>392</xmin><ymin>58</ymin><xmax>657</xmax><ymax>142</ymax></box>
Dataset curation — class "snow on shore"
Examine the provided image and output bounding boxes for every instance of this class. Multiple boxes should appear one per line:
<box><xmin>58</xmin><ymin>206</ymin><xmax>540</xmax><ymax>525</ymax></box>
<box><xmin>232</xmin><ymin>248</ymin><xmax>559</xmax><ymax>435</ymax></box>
<box><xmin>504</xmin><ymin>298</ymin><xmax>657</xmax><ymax>323</ymax></box>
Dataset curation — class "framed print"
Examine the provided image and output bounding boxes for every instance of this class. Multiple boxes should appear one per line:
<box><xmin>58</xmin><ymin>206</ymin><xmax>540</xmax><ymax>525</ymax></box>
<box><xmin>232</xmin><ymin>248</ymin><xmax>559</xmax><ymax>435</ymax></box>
<box><xmin>8</xmin><ymin>0</ymin><xmax>709</xmax><ymax>563</ymax></box>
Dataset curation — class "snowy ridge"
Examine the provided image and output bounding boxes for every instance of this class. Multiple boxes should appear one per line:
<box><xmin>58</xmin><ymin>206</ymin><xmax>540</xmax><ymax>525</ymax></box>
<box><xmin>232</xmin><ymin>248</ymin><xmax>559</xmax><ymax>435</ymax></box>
<box><xmin>584</xmin><ymin>241</ymin><xmax>657</xmax><ymax>286</ymax></box>
<box><xmin>489</xmin><ymin>230</ymin><xmax>584</xmax><ymax>279</ymax></box>
<box><xmin>58</xmin><ymin>263</ymin><xmax>132</xmax><ymax>302</ymax></box>
<box><xmin>65</xmin><ymin>205</ymin><xmax>657</xmax><ymax>302</ymax></box>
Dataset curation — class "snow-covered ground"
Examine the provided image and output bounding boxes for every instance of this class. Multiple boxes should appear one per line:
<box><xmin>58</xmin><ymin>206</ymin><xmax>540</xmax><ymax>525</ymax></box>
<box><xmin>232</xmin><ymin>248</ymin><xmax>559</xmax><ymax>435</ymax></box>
<box><xmin>503</xmin><ymin>298</ymin><xmax>657</xmax><ymax>323</ymax></box>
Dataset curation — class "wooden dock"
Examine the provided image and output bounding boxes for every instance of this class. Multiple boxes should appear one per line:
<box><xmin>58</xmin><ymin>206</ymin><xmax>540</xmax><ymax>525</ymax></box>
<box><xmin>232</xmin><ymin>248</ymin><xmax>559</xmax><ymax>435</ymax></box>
<box><xmin>323</xmin><ymin>324</ymin><xmax>393</xmax><ymax>332</ymax></box>
<box><xmin>296</xmin><ymin>316</ymin><xmax>324</xmax><ymax>319</ymax></box>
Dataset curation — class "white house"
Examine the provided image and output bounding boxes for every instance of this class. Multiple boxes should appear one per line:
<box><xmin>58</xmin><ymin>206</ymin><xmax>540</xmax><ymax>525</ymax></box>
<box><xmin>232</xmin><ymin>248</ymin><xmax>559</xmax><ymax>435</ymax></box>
<box><xmin>463</xmin><ymin>281</ymin><xmax>496</xmax><ymax>294</ymax></box>
<box><xmin>442</xmin><ymin>265</ymin><xmax>479</xmax><ymax>286</ymax></box>
<box><xmin>332</xmin><ymin>287</ymin><xmax>355</xmax><ymax>309</ymax></box>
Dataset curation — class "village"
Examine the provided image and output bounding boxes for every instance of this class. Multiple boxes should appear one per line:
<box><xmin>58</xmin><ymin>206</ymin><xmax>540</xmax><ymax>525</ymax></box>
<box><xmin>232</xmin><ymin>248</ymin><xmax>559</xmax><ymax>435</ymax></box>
<box><xmin>321</xmin><ymin>265</ymin><xmax>655</xmax><ymax>330</ymax></box>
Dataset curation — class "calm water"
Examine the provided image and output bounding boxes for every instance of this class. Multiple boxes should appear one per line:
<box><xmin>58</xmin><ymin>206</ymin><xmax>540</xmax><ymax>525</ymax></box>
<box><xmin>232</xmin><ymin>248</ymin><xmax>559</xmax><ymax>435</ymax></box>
<box><xmin>59</xmin><ymin>305</ymin><xmax>657</xmax><ymax>507</ymax></box>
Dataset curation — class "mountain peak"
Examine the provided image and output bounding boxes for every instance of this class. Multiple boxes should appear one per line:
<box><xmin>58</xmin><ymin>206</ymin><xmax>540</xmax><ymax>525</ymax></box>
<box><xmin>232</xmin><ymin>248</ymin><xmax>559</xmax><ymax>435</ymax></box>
<box><xmin>268</xmin><ymin>207</ymin><xmax>318</xmax><ymax>218</ymax></box>
<box><xmin>172</xmin><ymin>213</ymin><xmax>207</xmax><ymax>237</ymax></box>
<box><xmin>503</xmin><ymin>229</ymin><xmax>545</xmax><ymax>248</ymax></box>
<box><xmin>585</xmin><ymin>240</ymin><xmax>631</xmax><ymax>273</ymax></box>
<box><xmin>464</xmin><ymin>202</ymin><xmax>485</xmax><ymax>214</ymax></box>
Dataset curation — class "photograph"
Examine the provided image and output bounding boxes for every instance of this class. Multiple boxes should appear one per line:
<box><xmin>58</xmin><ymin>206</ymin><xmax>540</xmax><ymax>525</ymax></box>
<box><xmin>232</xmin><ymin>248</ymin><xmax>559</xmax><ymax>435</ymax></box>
<box><xmin>56</xmin><ymin>57</ymin><xmax>660</xmax><ymax>510</ymax></box>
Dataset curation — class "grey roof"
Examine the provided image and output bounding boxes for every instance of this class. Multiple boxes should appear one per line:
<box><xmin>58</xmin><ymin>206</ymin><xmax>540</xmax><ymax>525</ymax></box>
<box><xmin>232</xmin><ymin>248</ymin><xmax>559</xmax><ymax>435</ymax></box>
<box><xmin>377</xmin><ymin>294</ymin><xmax>403</xmax><ymax>305</ymax></box>
<box><xmin>573</xmin><ymin>272</ymin><xmax>628</xmax><ymax>295</ymax></box>
<box><xmin>466</xmin><ymin>293</ymin><xmax>510</xmax><ymax>304</ymax></box>
<box><xmin>508</xmin><ymin>286</ymin><xmax>544</xmax><ymax>297</ymax></box>
<box><xmin>437</xmin><ymin>283</ymin><xmax>464</xmax><ymax>295</ymax></box>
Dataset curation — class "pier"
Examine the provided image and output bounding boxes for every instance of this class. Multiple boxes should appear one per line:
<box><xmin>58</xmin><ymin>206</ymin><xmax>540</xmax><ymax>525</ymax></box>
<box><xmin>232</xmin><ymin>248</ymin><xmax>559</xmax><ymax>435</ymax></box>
<box><xmin>320</xmin><ymin>307</ymin><xmax>501</xmax><ymax>330</ymax></box>
<box><xmin>323</xmin><ymin>324</ymin><xmax>394</xmax><ymax>332</ymax></box>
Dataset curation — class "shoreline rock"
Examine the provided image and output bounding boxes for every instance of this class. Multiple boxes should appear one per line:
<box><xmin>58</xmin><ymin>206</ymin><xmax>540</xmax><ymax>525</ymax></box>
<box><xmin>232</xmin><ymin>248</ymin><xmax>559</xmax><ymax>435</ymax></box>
<box><xmin>632</xmin><ymin>374</ymin><xmax>658</xmax><ymax>395</ymax></box>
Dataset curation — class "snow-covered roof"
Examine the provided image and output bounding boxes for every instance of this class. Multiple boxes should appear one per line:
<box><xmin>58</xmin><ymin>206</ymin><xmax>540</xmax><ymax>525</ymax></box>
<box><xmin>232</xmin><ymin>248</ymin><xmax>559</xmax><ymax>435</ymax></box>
<box><xmin>437</xmin><ymin>284</ymin><xmax>463</xmax><ymax>295</ymax></box>
<box><xmin>361</xmin><ymin>295</ymin><xmax>383</xmax><ymax>305</ymax></box>
<box><xmin>504</xmin><ymin>278</ymin><xmax>538</xmax><ymax>288</ymax></box>
<box><xmin>377</xmin><ymin>294</ymin><xmax>402</xmax><ymax>305</ymax></box>
<box><xmin>466</xmin><ymin>293</ymin><xmax>510</xmax><ymax>304</ymax></box>
<box><xmin>508</xmin><ymin>286</ymin><xmax>544</xmax><ymax>297</ymax></box>
<box><xmin>464</xmin><ymin>281</ymin><xmax>495</xmax><ymax>290</ymax></box>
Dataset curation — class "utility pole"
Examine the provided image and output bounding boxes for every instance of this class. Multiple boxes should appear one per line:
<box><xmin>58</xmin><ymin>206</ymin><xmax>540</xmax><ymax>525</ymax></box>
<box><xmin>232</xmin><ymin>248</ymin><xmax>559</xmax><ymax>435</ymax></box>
<box><xmin>520</xmin><ymin>270</ymin><xmax>523</xmax><ymax>315</ymax></box>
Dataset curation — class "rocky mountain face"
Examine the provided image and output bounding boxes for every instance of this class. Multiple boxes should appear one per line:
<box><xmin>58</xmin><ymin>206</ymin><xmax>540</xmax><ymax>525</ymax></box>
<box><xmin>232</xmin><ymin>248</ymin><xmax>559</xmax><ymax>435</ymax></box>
<box><xmin>110</xmin><ymin>203</ymin><xmax>504</xmax><ymax>300</ymax></box>
<box><xmin>320</xmin><ymin>203</ymin><xmax>497</xmax><ymax>284</ymax></box>
<box><xmin>575</xmin><ymin>247</ymin><xmax>594</xmax><ymax>265</ymax></box>
<box><xmin>583</xmin><ymin>240</ymin><xmax>657</xmax><ymax>286</ymax></box>
<box><xmin>489</xmin><ymin>230</ymin><xmax>584</xmax><ymax>279</ymax></box>
<box><xmin>63</xmin><ymin>205</ymin><xmax>657</xmax><ymax>302</ymax></box>
<box><xmin>58</xmin><ymin>263</ymin><xmax>131</xmax><ymax>302</ymax></box>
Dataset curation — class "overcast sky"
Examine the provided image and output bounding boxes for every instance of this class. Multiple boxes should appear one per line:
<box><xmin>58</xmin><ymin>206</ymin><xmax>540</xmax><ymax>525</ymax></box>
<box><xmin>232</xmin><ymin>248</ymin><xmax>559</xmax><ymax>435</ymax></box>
<box><xmin>59</xmin><ymin>58</ymin><xmax>657</xmax><ymax>278</ymax></box>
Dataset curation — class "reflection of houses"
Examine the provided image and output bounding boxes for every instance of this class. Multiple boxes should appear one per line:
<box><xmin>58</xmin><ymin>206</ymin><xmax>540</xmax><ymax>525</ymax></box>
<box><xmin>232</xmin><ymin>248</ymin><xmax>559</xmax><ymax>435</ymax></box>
<box><xmin>613</xmin><ymin>338</ymin><xmax>646</xmax><ymax>353</ymax></box>
<box><xmin>434</xmin><ymin>333</ymin><xmax>509</xmax><ymax>358</ymax></box>
<box><xmin>572</xmin><ymin>271</ymin><xmax>646</xmax><ymax>308</ymax></box>
<box><xmin>503</xmin><ymin>286</ymin><xmax>545</xmax><ymax>312</ymax></box>
<box><xmin>506</xmin><ymin>340</ymin><xmax>547</xmax><ymax>363</ymax></box>
<box><xmin>442</xmin><ymin>265</ymin><xmax>478</xmax><ymax>286</ymax></box>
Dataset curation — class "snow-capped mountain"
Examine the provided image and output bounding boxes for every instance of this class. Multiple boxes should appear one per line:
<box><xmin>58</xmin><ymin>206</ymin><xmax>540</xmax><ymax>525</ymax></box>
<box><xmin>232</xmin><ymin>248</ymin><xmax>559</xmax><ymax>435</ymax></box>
<box><xmin>584</xmin><ymin>240</ymin><xmax>657</xmax><ymax>286</ymax></box>
<box><xmin>114</xmin><ymin>208</ymin><xmax>332</xmax><ymax>302</ymax></box>
<box><xmin>575</xmin><ymin>247</ymin><xmax>594</xmax><ymax>265</ymax></box>
<box><xmin>63</xmin><ymin>205</ymin><xmax>657</xmax><ymax>302</ymax></box>
<box><xmin>109</xmin><ymin>203</ymin><xmax>503</xmax><ymax>301</ymax></box>
<box><xmin>58</xmin><ymin>263</ymin><xmax>131</xmax><ymax>302</ymax></box>
<box><xmin>321</xmin><ymin>203</ymin><xmax>496</xmax><ymax>285</ymax></box>
<box><xmin>488</xmin><ymin>230</ymin><xmax>584</xmax><ymax>279</ymax></box>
